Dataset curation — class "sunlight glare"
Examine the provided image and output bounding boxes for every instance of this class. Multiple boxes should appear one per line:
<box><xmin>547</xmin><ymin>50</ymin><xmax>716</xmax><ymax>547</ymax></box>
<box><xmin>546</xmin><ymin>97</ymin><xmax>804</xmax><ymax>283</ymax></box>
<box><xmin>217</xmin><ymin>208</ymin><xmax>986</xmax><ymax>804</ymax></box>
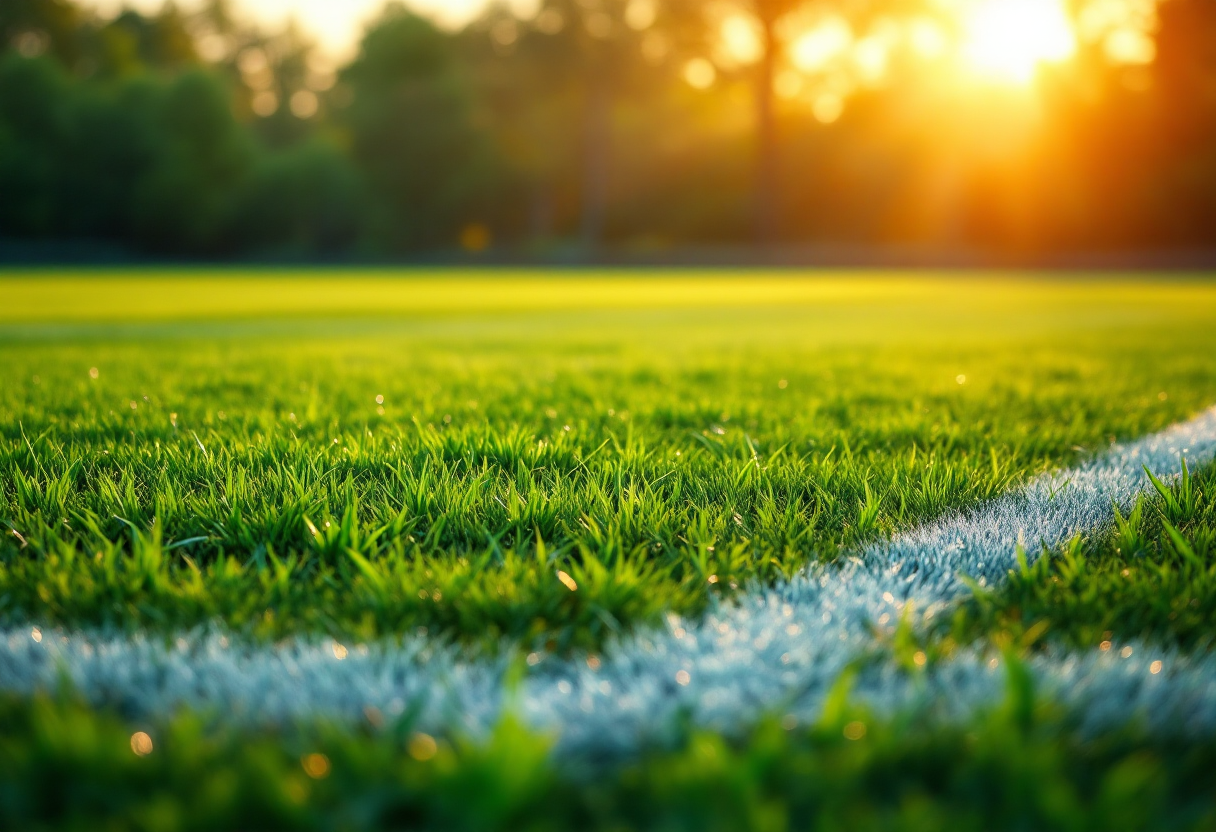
<box><xmin>625</xmin><ymin>0</ymin><xmax>658</xmax><ymax>31</ymax></box>
<box><xmin>719</xmin><ymin>15</ymin><xmax>764</xmax><ymax>66</ymax></box>
<box><xmin>909</xmin><ymin>19</ymin><xmax>948</xmax><ymax>58</ymax></box>
<box><xmin>1103</xmin><ymin>28</ymin><xmax>1156</xmax><ymax>64</ymax></box>
<box><xmin>790</xmin><ymin>17</ymin><xmax>853</xmax><ymax>73</ymax></box>
<box><xmin>684</xmin><ymin>58</ymin><xmax>717</xmax><ymax>90</ymax></box>
<box><xmin>961</xmin><ymin>0</ymin><xmax>1077</xmax><ymax>83</ymax></box>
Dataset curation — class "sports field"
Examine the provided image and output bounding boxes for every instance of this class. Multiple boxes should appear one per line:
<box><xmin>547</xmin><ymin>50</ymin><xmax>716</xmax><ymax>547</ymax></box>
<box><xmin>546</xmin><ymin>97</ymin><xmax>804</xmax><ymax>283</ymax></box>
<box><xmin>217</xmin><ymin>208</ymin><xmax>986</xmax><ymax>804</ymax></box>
<box><xmin>5</xmin><ymin>270</ymin><xmax>1216</xmax><ymax>830</ymax></box>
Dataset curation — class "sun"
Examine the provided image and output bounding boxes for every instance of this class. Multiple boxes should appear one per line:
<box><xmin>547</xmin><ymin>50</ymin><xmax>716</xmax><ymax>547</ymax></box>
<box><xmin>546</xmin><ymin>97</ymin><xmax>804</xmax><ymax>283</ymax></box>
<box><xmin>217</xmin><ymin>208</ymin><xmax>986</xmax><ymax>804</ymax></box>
<box><xmin>961</xmin><ymin>0</ymin><xmax>1078</xmax><ymax>83</ymax></box>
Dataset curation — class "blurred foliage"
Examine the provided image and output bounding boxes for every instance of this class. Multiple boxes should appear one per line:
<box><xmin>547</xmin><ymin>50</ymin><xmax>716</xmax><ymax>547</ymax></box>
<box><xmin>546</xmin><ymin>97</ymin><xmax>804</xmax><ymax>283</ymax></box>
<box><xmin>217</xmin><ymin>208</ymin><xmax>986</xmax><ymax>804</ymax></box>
<box><xmin>339</xmin><ymin>9</ymin><xmax>509</xmax><ymax>252</ymax></box>
<box><xmin>1</xmin><ymin>0</ymin><xmax>1216</xmax><ymax>256</ymax></box>
<box><xmin>8</xmin><ymin>674</ymin><xmax>1216</xmax><ymax>831</ymax></box>
<box><xmin>0</xmin><ymin>52</ymin><xmax>359</xmax><ymax>256</ymax></box>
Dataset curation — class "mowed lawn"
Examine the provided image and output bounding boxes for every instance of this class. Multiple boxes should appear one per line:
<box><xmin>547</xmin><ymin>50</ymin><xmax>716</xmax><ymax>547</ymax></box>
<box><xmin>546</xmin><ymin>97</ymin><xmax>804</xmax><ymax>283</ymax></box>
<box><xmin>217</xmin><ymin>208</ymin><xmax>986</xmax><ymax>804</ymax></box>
<box><xmin>6</xmin><ymin>270</ymin><xmax>1216</xmax><ymax>831</ymax></box>
<box><xmin>3</xmin><ymin>270</ymin><xmax>1216</xmax><ymax>650</ymax></box>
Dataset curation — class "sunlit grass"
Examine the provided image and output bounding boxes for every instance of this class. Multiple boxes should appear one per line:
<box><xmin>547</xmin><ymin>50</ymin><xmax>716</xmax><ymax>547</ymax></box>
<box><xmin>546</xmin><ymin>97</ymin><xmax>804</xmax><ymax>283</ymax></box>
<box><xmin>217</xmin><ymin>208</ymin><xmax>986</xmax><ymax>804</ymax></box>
<box><xmin>3</xmin><ymin>270</ymin><xmax>1216</xmax><ymax>649</ymax></box>
<box><xmin>5</xmin><ymin>677</ymin><xmax>1216</xmax><ymax>832</ymax></box>
<box><xmin>957</xmin><ymin>460</ymin><xmax>1216</xmax><ymax>652</ymax></box>
<box><xmin>6</xmin><ymin>269</ymin><xmax>1216</xmax><ymax>830</ymax></box>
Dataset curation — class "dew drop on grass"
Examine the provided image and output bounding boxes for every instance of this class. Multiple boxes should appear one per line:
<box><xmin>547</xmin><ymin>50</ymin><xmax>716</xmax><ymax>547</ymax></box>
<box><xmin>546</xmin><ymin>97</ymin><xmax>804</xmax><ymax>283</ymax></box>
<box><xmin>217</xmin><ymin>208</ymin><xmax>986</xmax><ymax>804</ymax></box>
<box><xmin>130</xmin><ymin>732</ymin><xmax>153</xmax><ymax>756</ymax></box>
<box><xmin>301</xmin><ymin>753</ymin><xmax>330</xmax><ymax>778</ymax></box>
<box><xmin>408</xmin><ymin>733</ymin><xmax>438</xmax><ymax>761</ymax></box>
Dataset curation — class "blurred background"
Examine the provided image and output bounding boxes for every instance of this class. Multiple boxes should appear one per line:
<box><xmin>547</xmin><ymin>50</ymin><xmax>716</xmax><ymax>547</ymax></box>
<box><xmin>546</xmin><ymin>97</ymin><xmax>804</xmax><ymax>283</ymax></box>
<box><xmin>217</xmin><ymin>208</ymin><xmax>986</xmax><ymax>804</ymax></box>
<box><xmin>1</xmin><ymin>0</ymin><xmax>1213</xmax><ymax>264</ymax></box>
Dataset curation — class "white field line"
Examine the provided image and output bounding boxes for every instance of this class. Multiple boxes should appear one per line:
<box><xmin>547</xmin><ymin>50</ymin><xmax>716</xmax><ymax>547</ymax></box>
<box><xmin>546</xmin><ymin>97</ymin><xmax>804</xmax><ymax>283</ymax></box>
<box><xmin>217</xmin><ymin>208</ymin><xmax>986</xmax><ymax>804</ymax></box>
<box><xmin>4</xmin><ymin>408</ymin><xmax>1216</xmax><ymax>758</ymax></box>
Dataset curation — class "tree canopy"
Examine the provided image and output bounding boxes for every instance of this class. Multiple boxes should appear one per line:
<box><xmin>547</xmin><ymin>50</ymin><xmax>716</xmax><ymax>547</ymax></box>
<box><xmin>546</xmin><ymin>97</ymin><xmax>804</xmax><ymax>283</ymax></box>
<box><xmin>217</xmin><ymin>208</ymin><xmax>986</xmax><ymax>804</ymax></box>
<box><xmin>1</xmin><ymin>0</ymin><xmax>1215</xmax><ymax>258</ymax></box>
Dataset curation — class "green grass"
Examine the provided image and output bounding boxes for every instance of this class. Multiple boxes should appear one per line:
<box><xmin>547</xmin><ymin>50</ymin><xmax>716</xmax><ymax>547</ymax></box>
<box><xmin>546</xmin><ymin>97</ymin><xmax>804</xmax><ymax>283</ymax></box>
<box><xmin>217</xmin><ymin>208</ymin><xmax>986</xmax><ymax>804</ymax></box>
<box><xmin>956</xmin><ymin>459</ymin><xmax>1216</xmax><ymax>652</ymax></box>
<box><xmin>7</xmin><ymin>673</ymin><xmax>1216</xmax><ymax>832</ymax></box>
<box><xmin>4</xmin><ymin>271</ymin><xmax>1216</xmax><ymax>650</ymax></box>
<box><xmin>7</xmin><ymin>269</ymin><xmax>1216</xmax><ymax>831</ymax></box>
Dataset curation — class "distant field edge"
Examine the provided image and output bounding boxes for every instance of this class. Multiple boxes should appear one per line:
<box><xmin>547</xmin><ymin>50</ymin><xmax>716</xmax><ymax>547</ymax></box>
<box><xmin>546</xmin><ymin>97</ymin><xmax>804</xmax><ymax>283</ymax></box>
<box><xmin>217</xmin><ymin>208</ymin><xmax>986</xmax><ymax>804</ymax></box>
<box><xmin>2</xmin><ymin>268</ymin><xmax>1216</xmax><ymax>326</ymax></box>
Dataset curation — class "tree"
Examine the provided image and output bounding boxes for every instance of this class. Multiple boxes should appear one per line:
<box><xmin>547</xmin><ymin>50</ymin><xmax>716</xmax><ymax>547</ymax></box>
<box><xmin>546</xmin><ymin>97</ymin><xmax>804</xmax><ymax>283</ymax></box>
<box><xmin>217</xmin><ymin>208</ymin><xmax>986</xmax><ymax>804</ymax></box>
<box><xmin>130</xmin><ymin>71</ymin><xmax>253</xmax><ymax>252</ymax></box>
<box><xmin>507</xmin><ymin>0</ymin><xmax>643</xmax><ymax>250</ymax></box>
<box><xmin>741</xmin><ymin>0</ymin><xmax>929</xmax><ymax>244</ymax></box>
<box><xmin>232</xmin><ymin>141</ymin><xmax>364</xmax><ymax>255</ymax></box>
<box><xmin>0</xmin><ymin>53</ymin><xmax>68</xmax><ymax>236</ymax></box>
<box><xmin>0</xmin><ymin>0</ymin><xmax>82</xmax><ymax>67</ymax></box>
<box><xmin>748</xmin><ymin>0</ymin><xmax>800</xmax><ymax>244</ymax></box>
<box><xmin>338</xmin><ymin>6</ymin><xmax>505</xmax><ymax>252</ymax></box>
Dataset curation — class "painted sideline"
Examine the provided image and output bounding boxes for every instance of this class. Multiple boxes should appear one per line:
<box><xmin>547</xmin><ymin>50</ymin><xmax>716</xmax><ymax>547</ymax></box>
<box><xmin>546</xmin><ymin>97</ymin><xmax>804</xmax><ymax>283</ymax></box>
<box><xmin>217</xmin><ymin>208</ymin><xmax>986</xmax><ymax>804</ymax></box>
<box><xmin>4</xmin><ymin>408</ymin><xmax>1216</xmax><ymax>758</ymax></box>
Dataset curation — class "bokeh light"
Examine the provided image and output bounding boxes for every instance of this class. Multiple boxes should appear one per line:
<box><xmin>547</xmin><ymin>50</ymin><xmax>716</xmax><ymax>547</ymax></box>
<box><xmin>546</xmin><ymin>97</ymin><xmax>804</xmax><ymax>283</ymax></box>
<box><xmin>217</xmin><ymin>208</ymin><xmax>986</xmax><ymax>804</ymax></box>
<box><xmin>961</xmin><ymin>0</ymin><xmax>1077</xmax><ymax>82</ymax></box>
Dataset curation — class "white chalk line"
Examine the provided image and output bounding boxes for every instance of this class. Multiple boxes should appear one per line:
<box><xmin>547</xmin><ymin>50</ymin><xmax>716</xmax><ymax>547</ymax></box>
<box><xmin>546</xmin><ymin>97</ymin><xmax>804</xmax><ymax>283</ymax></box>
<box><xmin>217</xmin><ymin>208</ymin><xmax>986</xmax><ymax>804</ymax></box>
<box><xmin>4</xmin><ymin>408</ymin><xmax>1216</xmax><ymax>759</ymax></box>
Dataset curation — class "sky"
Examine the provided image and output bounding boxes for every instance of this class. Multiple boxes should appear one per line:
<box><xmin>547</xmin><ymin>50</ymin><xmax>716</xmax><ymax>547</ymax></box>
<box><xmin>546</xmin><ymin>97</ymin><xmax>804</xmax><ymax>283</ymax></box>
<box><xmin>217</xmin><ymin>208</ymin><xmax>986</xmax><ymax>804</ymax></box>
<box><xmin>79</xmin><ymin>0</ymin><xmax>537</xmax><ymax>57</ymax></box>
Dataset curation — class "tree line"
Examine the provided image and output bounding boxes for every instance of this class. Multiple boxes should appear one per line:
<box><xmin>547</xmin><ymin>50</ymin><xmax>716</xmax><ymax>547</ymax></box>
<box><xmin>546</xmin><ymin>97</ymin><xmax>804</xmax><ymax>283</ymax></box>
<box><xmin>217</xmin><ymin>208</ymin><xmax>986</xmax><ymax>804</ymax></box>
<box><xmin>1</xmin><ymin>0</ymin><xmax>1215</xmax><ymax>258</ymax></box>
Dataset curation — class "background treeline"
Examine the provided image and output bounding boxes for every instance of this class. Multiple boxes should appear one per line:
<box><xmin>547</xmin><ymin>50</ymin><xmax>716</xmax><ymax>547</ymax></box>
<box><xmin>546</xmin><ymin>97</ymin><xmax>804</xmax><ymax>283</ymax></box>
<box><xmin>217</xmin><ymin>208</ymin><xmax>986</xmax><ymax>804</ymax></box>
<box><xmin>1</xmin><ymin>0</ymin><xmax>1215</xmax><ymax>259</ymax></box>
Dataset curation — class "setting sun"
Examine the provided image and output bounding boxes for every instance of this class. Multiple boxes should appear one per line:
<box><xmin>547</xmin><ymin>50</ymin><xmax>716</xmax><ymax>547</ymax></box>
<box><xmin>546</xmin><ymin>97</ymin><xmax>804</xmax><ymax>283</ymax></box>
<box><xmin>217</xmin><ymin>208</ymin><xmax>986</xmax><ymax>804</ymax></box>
<box><xmin>961</xmin><ymin>0</ymin><xmax>1077</xmax><ymax>83</ymax></box>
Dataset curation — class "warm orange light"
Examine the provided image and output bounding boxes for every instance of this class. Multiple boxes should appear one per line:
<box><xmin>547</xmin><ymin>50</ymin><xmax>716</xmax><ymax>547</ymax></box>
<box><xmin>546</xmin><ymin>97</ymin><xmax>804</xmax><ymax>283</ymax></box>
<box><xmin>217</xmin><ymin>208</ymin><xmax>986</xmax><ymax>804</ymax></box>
<box><xmin>961</xmin><ymin>0</ymin><xmax>1077</xmax><ymax>83</ymax></box>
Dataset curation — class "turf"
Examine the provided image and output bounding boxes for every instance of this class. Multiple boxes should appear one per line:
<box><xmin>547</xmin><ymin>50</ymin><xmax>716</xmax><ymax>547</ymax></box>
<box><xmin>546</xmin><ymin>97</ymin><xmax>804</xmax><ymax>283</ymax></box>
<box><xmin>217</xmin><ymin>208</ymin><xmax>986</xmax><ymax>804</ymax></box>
<box><xmin>956</xmin><ymin>459</ymin><xmax>1216</xmax><ymax>652</ymax></box>
<box><xmin>4</xmin><ymin>271</ymin><xmax>1216</xmax><ymax>650</ymax></box>
<box><xmin>6</xmin><ymin>674</ymin><xmax>1216</xmax><ymax>832</ymax></box>
<box><xmin>7</xmin><ymin>269</ymin><xmax>1216</xmax><ymax>832</ymax></box>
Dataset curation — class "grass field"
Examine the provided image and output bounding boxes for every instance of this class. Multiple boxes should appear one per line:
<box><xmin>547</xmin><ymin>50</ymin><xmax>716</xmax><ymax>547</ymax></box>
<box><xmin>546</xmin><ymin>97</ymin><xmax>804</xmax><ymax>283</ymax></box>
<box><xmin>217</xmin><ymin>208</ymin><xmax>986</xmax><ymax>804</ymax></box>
<box><xmin>4</xmin><ymin>270</ymin><xmax>1216</xmax><ymax>830</ymax></box>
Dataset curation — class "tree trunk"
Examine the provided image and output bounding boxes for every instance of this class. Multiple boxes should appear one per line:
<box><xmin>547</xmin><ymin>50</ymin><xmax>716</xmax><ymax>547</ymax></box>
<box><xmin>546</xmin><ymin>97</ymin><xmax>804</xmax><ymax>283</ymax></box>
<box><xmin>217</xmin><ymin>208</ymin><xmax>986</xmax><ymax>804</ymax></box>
<box><xmin>580</xmin><ymin>71</ymin><xmax>610</xmax><ymax>251</ymax></box>
<box><xmin>754</xmin><ymin>12</ymin><xmax>779</xmax><ymax>246</ymax></box>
